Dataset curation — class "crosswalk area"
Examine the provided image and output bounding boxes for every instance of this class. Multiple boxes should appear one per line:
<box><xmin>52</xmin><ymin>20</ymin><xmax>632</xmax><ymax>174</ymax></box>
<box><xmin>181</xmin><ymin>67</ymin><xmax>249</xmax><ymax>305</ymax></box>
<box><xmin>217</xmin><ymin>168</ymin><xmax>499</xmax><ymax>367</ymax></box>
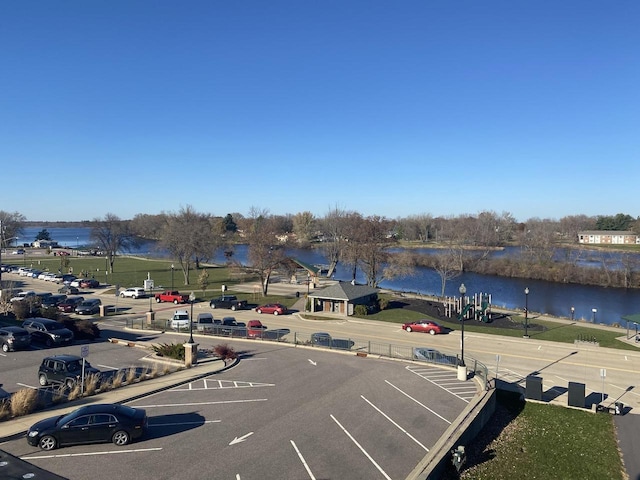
<box><xmin>171</xmin><ymin>378</ymin><xmax>275</xmax><ymax>391</ymax></box>
<box><xmin>406</xmin><ymin>365</ymin><xmax>478</xmax><ymax>402</ymax></box>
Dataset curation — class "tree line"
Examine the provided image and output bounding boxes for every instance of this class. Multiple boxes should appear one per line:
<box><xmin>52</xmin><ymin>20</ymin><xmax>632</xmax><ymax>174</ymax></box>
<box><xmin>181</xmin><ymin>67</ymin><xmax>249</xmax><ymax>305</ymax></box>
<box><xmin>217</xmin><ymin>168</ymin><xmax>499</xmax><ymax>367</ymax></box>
<box><xmin>1</xmin><ymin>209</ymin><xmax>639</xmax><ymax>295</ymax></box>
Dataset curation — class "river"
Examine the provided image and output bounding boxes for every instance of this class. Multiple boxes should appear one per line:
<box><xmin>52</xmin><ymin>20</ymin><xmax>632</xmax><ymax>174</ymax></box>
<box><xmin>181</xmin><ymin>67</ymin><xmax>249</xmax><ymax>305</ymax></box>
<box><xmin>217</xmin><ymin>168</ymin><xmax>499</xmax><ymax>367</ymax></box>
<box><xmin>16</xmin><ymin>226</ymin><xmax>640</xmax><ymax>326</ymax></box>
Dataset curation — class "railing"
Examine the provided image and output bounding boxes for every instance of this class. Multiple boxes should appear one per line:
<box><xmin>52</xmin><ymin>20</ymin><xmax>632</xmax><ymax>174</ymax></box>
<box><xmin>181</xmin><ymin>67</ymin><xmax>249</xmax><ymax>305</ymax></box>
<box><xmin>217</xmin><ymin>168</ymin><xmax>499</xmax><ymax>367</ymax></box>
<box><xmin>125</xmin><ymin>317</ymin><xmax>490</xmax><ymax>389</ymax></box>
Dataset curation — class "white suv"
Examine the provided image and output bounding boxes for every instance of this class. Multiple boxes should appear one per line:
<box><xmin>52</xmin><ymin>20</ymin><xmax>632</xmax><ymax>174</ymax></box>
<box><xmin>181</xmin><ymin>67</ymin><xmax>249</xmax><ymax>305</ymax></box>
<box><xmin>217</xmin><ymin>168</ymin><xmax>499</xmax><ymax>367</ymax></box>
<box><xmin>120</xmin><ymin>287</ymin><xmax>146</xmax><ymax>299</ymax></box>
<box><xmin>169</xmin><ymin>310</ymin><xmax>190</xmax><ymax>329</ymax></box>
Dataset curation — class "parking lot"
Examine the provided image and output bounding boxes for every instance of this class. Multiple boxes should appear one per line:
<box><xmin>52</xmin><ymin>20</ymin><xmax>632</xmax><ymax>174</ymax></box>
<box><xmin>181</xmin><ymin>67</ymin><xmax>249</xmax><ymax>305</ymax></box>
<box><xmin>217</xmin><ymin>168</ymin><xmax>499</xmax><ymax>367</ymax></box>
<box><xmin>1</xmin><ymin>343</ymin><xmax>471</xmax><ymax>480</ymax></box>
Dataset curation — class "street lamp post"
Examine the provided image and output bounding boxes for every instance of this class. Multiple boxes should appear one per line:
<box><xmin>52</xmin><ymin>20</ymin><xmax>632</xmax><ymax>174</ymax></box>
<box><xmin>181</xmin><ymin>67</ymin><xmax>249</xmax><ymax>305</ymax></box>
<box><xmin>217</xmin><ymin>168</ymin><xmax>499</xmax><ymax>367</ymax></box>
<box><xmin>188</xmin><ymin>292</ymin><xmax>196</xmax><ymax>344</ymax></box>
<box><xmin>570</xmin><ymin>306</ymin><xmax>575</xmax><ymax>322</ymax></box>
<box><xmin>523</xmin><ymin>287</ymin><xmax>530</xmax><ymax>338</ymax></box>
<box><xmin>457</xmin><ymin>283</ymin><xmax>467</xmax><ymax>381</ymax></box>
<box><xmin>306</xmin><ymin>273</ymin><xmax>310</xmax><ymax>311</ymax></box>
<box><xmin>592</xmin><ymin>308</ymin><xmax>597</xmax><ymax>323</ymax></box>
<box><xmin>171</xmin><ymin>264</ymin><xmax>175</xmax><ymax>291</ymax></box>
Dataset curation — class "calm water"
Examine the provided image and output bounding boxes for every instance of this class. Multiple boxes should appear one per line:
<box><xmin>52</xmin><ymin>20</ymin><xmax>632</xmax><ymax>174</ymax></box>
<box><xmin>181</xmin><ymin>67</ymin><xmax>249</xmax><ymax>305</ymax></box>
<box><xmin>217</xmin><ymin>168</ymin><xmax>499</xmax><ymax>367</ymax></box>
<box><xmin>18</xmin><ymin>226</ymin><xmax>640</xmax><ymax>325</ymax></box>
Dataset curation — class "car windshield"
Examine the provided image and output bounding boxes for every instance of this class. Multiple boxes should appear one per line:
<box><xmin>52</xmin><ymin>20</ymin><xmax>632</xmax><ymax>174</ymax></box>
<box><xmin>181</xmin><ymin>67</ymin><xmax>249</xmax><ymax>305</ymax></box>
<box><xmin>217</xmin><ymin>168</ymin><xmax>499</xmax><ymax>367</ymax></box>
<box><xmin>45</xmin><ymin>322</ymin><xmax>66</xmax><ymax>331</ymax></box>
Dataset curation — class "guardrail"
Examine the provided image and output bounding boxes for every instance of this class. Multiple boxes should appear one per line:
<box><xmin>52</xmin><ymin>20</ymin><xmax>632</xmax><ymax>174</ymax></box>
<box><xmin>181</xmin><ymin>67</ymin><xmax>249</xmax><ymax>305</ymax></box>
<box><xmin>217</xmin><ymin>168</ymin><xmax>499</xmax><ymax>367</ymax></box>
<box><xmin>125</xmin><ymin>317</ymin><xmax>490</xmax><ymax>389</ymax></box>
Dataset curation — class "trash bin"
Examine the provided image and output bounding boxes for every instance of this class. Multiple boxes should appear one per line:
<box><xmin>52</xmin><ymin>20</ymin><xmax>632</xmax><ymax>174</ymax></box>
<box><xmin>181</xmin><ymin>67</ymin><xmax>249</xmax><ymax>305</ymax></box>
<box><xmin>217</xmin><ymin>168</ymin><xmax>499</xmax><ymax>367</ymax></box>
<box><xmin>296</xmin><ymin>291</ymin><xmax>300</xmax><ymax>298</ymax></box>
<box><xmin>615</xmin><ymin>402</ymin><xmax>623</xmax><ymax>415</ymax></box>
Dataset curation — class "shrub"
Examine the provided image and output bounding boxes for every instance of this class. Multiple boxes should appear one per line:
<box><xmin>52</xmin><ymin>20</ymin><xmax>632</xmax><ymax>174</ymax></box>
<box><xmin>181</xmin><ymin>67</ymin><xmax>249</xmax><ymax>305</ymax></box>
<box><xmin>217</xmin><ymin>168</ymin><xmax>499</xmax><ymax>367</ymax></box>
<box><xmin>112</xmin><ymin>370</ymin><xmax>125</xmax><ymax>389</ymax></box>
<box><xmin>60</xmin><ymin>318</ymin><xmax>101</xmax><ymax>341</ymax></box>
<box><xmin>354</xmin><ymin>304</ymin><xmax>368</xmax><ymax>316</ymax></box>
<box><xmin>11</xmin><ymin>301</ymin><xmax>30</xmax><ymax>321</ymax></box>
<box><xmin>125</xmin><ymin>367</ymin><xmax>137</xmax><ymax>384</ymax></box>
<box><xmin>152</xmin><ymin>342</ymin><xmax>185</xmax><ymax>360</ymax></box>
<box><xmin>67</xmin><ymin>383</ymin><xmax>82</xmax><ymax>401</ymax></box>
<box><xmin>148</xmin><ymin>363</ymin><xmax>160</xmax><ymax>378</ymax></box>
<box><xmin>378</xmin><ymin>298</ymin><xmax>389</xmax><ymax>310</ymax></box>
<box><xmin>214</xmin><ymin>343</ymin><xmax>237</xmax><ymax>361</ymax></box>
<box><xmin>84</xmin><ymin>373</ymin><xmax>101</xmax><ymax>395</ymax></box>
<box><xmin>39</xmin><ymin>306</ymin><xmax>59</xmax><ymax>320</ymax></box>
<box><xmin>0</xmin><ymin>399</ymin><xmax>11</xmax><ymax>421</ymax></box>
<box><xmin>51</xmin><ymin>385</ymin><xmax>66</xmax><ymax>404</ymax></box>
<box><xmin>10</xmin><ymin>388</ymin><xmax>39</xmax><ymax>417</ymax></box>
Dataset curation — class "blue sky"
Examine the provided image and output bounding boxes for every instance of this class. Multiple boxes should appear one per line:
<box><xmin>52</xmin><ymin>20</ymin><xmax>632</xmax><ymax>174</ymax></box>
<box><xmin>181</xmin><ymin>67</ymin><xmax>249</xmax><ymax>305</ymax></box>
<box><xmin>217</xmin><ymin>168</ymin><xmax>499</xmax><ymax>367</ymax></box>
<box><xmin>2</xmin><ymin>1</ymin><xmax>638</xmax><ymax>223</ymax></box>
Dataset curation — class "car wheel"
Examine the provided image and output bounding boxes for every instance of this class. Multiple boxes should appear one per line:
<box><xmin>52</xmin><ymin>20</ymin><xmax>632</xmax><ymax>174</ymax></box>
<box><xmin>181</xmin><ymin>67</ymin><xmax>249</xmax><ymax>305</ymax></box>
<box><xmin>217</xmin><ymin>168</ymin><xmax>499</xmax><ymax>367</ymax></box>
<box><xmin>120</xmin><ymin>293</ymin><xmax>125</xmax><ymax>298</ymax></box>
<box><xmin>65</xmin><ymin>378</ymin><xmax>76</xmax><ymax>389</ymax></box>
<box><xmin>45</xmin><ymin>338</ymin><xmax>53</xmax><ymax>348</ymax></box>
<box><xmin>156</xmin><ymin>297</ymin><xmax>161</xmax><ymax>303</ymax></box>
<box><xmin>1</xmin><ymin>343</ymin><xmax>8</xmax><ymax>352</ymax></box>
<box><xmin>429</xmin><ymin>329</ymin><xmax>436</xmax><ymax>335</ymax></box>
<box><xmin>112</xmin><ymin>430</ymin><xmax>130</xmax><ymax>446</ymax></box>
<box><xmin>257</xmin><ymin>309</ymin><xmax>262</xmax><ymax>314</ymax></box>
<box><xmin>273</xmin><ymin>310</ymin><xmax>279</xmax><ymax>315</ymax></box>
<box><xmin>210</xmin><ymin>303</ymin><xmax>216</xmax><ymax>309</ymax></box>
<box><xmin>39</xmin><ymin>374</ymin><xmax>49</xmax><ymax>386</ymax></box>
<box><xmin>39</xmin><ymin>435</ymin><xmax>57</xmax><ymax>451</ymax></box>
<box><xmin>231</xmin><ymin>305</ymin><xmax>236</xmax><ymax>311</ymax></box>
<box><xmin>173</xmin><ymin>299</ymin><xmax>179</xmax><ymax>305</ymax></box>
<box><xmin>406</xmin><ymin>326</ymin><xmax>412</xmax><ymax>332</ymax></box>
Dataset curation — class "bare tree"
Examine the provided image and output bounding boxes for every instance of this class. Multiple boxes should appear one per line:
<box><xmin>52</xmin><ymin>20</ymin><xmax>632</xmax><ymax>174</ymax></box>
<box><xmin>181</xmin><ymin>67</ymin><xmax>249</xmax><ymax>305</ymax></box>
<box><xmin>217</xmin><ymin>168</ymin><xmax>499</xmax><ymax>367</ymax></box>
<box><xmin>319</xmin><ymin>205</ymin><xmax>350</xmax><ymax>278</ymax></box>
<box><xmin>433</xmin><ymin>249</ymin><xmax>462</xmax><ymax>297</ymax></box>
<box><xmin>292</xmin><ymin>211</ymin><xmax>316</xmax><ymax>246</ymax></box>
<box><xmin>90</xmin><ymin>214</ymin><xmax>137</xmax><ymax>273</ymax></box>
<box><xmin>0</xmin><ymin>210</ymin><xmax>26</xmax><ymax>249</ymax></box>
<box><xmin>246</xmin><ymin>209</ymin><xmax>288</xmax><ymax>295</ymax></box>
<box><xmin>160</xmin><ymin>206</ymin><xmax>221</xmax><ymax>285</ymax></box>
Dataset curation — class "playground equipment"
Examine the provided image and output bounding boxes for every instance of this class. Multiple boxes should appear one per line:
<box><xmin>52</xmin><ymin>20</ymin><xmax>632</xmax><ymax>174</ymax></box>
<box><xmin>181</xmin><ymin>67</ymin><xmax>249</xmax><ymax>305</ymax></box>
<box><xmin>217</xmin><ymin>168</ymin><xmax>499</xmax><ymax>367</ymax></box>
<box><xmin>443</xmin><ymin>292</ymin><xmax>493</xmax><ymax>323</ymax></box>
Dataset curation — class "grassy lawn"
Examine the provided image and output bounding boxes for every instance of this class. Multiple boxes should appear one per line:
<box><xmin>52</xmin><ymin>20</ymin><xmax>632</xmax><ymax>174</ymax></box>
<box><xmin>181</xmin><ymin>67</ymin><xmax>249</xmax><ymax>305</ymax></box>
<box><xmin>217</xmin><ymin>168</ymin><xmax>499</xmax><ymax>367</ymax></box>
<box><xmin>458</xmin><ymin>391</ymin><xmax>624</xmax><ymax>480</ymax></box>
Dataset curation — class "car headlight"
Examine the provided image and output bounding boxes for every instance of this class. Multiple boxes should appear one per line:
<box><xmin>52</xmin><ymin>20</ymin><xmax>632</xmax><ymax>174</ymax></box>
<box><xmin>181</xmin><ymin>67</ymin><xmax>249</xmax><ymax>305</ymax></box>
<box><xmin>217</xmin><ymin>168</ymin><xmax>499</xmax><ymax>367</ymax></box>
<box><xmin>52</xmin><ymin>334</ymin><xmax>60</xmax><ymax>339</ymax></box>
<box><xmin>28</xmin><ymin>430</ymin><xmax>39</xmax><ymax>437</ymax></box>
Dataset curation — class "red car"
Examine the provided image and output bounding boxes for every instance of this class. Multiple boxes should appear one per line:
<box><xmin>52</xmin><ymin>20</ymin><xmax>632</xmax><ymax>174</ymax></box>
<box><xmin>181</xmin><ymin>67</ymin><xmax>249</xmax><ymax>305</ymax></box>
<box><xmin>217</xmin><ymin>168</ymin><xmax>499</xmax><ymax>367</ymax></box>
<box><xmin>247</xmin><ymin>319</ymin><xmax>267</xmax><ymax>338</ymax></box>
<box><xmin>402</xmin><ymin>320</ymin><xmax>444</xmax><ymax>335</ymax></box>
<box><xmin>57</xmin><ymin>296</ymin><xmax>85</xmax><ymax>313</ymax></box>
<box><xmin>256</xmin><ymin>303</ymin><xmax>287</xmax><ymax>315</ymax></box>
<box><xmin>80</xmin><ymin>278</ymin><xmax>100</xmax><ymax>289</ymax></box>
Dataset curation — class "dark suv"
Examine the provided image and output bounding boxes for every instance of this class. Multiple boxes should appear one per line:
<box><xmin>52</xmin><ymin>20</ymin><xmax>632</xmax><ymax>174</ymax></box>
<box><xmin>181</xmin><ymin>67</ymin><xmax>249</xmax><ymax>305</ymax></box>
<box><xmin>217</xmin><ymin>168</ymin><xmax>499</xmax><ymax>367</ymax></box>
<box><xmin>38</xmin><ymin>355</ymin><xmax>100</xmax><ymax>388</ymax></box>
<box><xmin>22</xmin><ymin>318</ymin><xmax>74</xmax><ymax>347</ymax></box>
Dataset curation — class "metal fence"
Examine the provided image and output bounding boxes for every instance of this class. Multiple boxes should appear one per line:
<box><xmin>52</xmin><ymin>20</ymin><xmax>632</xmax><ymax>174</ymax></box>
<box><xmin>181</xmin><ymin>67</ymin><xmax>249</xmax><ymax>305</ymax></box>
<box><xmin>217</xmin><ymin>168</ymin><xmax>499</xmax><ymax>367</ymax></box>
<box><xmin>125</xmin><ymin>317</ymin><xmax>490</xmax><ymax>389</ymax></box>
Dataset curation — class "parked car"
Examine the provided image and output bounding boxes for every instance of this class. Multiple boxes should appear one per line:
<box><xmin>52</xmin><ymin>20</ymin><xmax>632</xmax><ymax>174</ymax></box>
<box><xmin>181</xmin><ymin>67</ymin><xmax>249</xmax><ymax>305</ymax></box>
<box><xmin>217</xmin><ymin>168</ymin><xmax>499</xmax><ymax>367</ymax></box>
<box><xmin>195</xmin><ymin>312</ymin><xmax>220</xmax><ymax>333</ymax></box>
<box><xmin>40</xmin><ymin>294</ymin><xmax>68</xmax><ymax>308</ymax></box>
<box><xmin>38</xmin><ymin>355</ymin><xmax>100</xmax><ymax>388</ymax></box>
<box><xmin>58</xmin><ymin>285</ymin><xmax>80</xmax><ymax>295</ymax></box>
<box><xmin>402</xmin><ymin>320</ymin><xmax>445</xmax><ymax>335</ymax></box>
<box><xmin>80</xmin><ymin>278</ymin><xmax>100</xmax><ymax>289</ymax></box>
<box><xmin>221</xmin><ymin>317</ymin><xmax>246</xmax><ymax>335</ymax></box>
<box><xmin>10</xmin><ymin>290</ymin><xmax>36</xmax><ymax>302</ymax></box>
<box><xmin>57</xmin><ymin>296</ymin><xmax>85</xmax><ymax>313</ymax></box>
<box><xmin>120</xmin><ymin>287</ymin><xmax>146</xmax><ymax>299</ymax></box>
<box><xmin>11</xmin><ymin>248</ymin><xmax>25</xmax><ymax>255</ymax></box>
<box><xmin>310</xmin><ymin>332</ymin><xmax>354</xmax><ymax>350</ymax></box>
<box><xmin>247</xmin><ymin>319</ymin><xmax>267</xmax><ymax>338</ymax></box>
<box><xmin>75</xmin><ymin>298</ymin><xmax>102</xmax><ymax>315</ymax></box>
<box><xmin>256</xmin><ymin>303</ymin><xmax>287</xmax><ymax>315</ymax></box>
<box><xmin>27</xmin><ymin>403</ymin><xmax>147</xmax><ymax>450</ymax></box>
<box><xmin>0</xmin><ymin>326</ymin><xmax>31</xmax><ymax>352</ymax></box>
<box><xmin>169</xmin><ymin>310</ymin><xmax>191</xmax><ymax>330</ymax></box>
<box><xmin>22</xmin><ymin>318</ymin><xmax>74</xmax><ymax>347</ymax></box>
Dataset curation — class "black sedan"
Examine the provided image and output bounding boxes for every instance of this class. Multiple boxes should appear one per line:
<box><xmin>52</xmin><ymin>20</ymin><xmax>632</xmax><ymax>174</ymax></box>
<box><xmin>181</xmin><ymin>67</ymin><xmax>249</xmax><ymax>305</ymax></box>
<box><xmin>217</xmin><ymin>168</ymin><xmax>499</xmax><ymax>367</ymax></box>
<box><xmin>27</xmin><ymin>404</ymin><xmax>147</xmax><ymax>450</ymax></box>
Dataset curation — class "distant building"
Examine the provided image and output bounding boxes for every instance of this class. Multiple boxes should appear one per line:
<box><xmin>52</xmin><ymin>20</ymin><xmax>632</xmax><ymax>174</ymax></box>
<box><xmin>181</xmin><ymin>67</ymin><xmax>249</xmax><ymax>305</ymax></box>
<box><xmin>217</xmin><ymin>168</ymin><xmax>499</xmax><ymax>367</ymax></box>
<box><xmin>577</xmin><ymin>231</ymin><xmax>639</xmax><ymax>245</ymax></box>
<box><xmin>31</xmin><ymin>239</ymin><xmax>60</xmax><ymax>248</ymax></box>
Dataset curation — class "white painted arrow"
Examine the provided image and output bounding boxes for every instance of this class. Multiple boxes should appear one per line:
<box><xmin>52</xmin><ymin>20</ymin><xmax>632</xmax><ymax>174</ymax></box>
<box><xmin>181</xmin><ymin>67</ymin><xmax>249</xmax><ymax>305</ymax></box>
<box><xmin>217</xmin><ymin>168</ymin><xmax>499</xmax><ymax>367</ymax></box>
<box><xmin>308</xmin><ymin>359</ymin><xmax>317</xmax><ymax>366</ymax></box>
<box><xmin>229</xmin><ymin>432</ymin><xmax>254</xmax><ymax>445</ymax></box>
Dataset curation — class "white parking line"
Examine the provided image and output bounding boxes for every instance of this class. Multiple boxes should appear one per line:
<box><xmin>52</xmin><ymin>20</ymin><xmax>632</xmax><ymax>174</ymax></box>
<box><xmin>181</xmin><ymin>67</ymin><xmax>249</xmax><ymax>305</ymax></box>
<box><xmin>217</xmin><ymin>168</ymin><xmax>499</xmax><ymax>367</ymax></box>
<box><xmin>360</xmin><ymin>395</ymin><xmax>428</xmax><ymax>452</ymax></box>
<box><xmin>97</xmin><ymin>364</ymin><xmax>119</xmax><ymax>370</ymax></box>
<box><xmin>290</xmin><ymin>440</ymin><xmax>316</xmax><ymax>480</ymax></box>
<box><xmin>134</xmin><ymin>398</ymin><xmax>268</xmax><ymax>408</ymax></box>
<box><xmin>385</xmin><ymin>381</ymin><xmax>451</xmax><ymax>424</ymax></box>
<box><xmin>149</xmin><ymin>420</ymin><xmax>221</xmax><ymax>427</ymax></box>
<box><xmin>16</xmin><ymin>383</ymin><xmax>38</xmax><ymax>389</ymax></box>
<box><xmin>330</xmin><ymin>414</ymin><xmax>392</xmax><ymax>480</ymax></box>
<box><xmin>23</xmin><ymin>447</ymin><xmax>163</xmax><ymax>459</ymax></box>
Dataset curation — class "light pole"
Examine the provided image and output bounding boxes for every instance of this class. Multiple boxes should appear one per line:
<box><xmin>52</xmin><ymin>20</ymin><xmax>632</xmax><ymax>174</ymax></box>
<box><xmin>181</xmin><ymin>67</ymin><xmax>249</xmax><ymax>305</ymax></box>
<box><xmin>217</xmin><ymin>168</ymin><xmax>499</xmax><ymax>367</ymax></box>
<box><xmin>188</xmin><ymin>292</ymin><xmax>196</xmax><ymax>344</ymax></box>
<box><xmin>523</xmin><ymin>287</ymin><xmax>530</xmax><ymax>338</ymax></box>
<box><xmin>570</xmin><ymin>306</ymin><xmax>575</xmax><ymax>322</ymax></box>
<box><xmin>171</xmin><ymin>264</ymin><xmax>175</xmax><ymax>291</ymax></box>
<box><xmin>306</xmin><ymin>272</ymin><xmax>310</xmax><ymax>311</ymax></box>
<box><xmin>458</xmin><ymin>283</ymin><xmax>466</xmax><ymax>368</ymax></box>
<box><xmin>592</xmin><ymin>308</ymin><xmax>597</xmax><ymax>323</ymax></box>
